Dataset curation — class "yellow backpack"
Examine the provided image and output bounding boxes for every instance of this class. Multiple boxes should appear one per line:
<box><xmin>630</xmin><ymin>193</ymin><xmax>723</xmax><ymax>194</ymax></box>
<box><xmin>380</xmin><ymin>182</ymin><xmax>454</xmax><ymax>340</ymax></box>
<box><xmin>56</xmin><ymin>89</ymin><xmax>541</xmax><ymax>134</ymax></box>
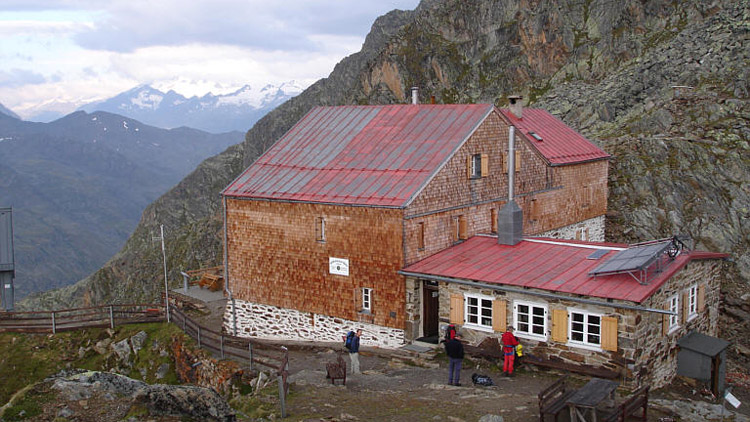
<box><xmin>515</xmin><ymin>343</ymin><xmax>523</xmax><ymax>357</ymax></box>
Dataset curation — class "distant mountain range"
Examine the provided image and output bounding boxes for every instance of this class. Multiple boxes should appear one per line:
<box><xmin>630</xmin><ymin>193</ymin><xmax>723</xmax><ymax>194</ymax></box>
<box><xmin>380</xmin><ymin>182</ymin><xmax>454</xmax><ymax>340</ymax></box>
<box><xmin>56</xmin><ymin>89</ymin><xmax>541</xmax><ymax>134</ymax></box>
<box><xmin>77</xmin><ymin>82</ymin><xmax>303</xmax><ymax>133</ymax></box>
<box><xmin>0</xmin><ymin>103</ymin><xmax>20</xmax><ymax>119</ymax></box>
<box><xmin>0</xmin><ymin>111</ymin><xmax>242</xmax><ymax>299</ymax></box>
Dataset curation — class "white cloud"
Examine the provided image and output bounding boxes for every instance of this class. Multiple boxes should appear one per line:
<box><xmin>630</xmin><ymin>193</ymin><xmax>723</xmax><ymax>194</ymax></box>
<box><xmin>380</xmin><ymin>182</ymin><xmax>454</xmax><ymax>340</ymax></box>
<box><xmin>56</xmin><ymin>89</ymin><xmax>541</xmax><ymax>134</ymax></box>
<box><xmin>0</xmin><ymin>0</ymin><xmax>420</xmax><ymax>119</ymax></box>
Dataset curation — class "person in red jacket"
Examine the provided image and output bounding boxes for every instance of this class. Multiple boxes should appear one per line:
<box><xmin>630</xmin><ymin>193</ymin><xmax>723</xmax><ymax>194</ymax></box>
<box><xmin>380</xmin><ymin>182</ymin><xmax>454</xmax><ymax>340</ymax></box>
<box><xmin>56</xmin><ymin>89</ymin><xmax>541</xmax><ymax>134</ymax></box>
<box><xmin>501</xmin><ymin>326</ymin><xmax>519</xmax><ymax>376</ymax></box>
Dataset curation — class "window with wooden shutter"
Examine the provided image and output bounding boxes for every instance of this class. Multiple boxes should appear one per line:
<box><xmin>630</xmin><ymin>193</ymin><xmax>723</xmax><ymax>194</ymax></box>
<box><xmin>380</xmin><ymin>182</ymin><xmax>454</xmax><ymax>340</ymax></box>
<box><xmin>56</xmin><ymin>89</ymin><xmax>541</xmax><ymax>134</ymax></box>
<box><xmin>450</xmin><ymin>294</ymin><xmax>464</xmax><ymax>324</ymax></box>
<box><xmin>492</xmin><ymin>300</ymin><xmax>507</xmax><ymax>332</ymax></box>
<box><xmin>551</xmin><ymin>309</ymin><xmax>568</xmax><ymax>343</ymax></box>
<box><xmin>481</xmin><ymin>153</ymin><xmax>489</xmax><ymax>177</ymax></box>
<box><xmin>697</xmin><ymin>284</ymin><xmax>706</xmax><ymax>312</ymax></box>
<box><xmin>458</xmin><ymin>215</ymin><xmax>467</xmax><ymax>240</ymax></box>
<box><xmin>502</xmin><ymin>151</ymin><xmax>521</xmax><ymax>173</ymax></box>
<box><xmin>681</xmin><ymin>291</ymin><xmax>689</xmax><ymax>324</ymax></box>
<box><xmin>601</xmin><ymin>316</ymin><xmax>618</xmax><ymax>351</ymax></box>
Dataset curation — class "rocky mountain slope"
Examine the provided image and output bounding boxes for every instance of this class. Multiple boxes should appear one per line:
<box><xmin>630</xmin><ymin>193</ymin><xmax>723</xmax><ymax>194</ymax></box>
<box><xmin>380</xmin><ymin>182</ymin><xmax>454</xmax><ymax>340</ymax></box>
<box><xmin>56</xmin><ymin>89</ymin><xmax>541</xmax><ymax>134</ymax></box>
<box><xmin>78</xmin><ymin>82</ymin><xmax>303</xmax><ymax>133</ymax></box>
<box><xmin>0</xmin><ymin>111</ymin><xmax>242</xmax><ymax>299</ymax></box>
<box><xmin>0</xmin><ymin>102</ymin><xmax>20</xmax><ymax>119</ymax></box>
<box><xmin>21</xmin><ymin>0</ymin><xmax>748</xmax><ymax>360</ymax></box>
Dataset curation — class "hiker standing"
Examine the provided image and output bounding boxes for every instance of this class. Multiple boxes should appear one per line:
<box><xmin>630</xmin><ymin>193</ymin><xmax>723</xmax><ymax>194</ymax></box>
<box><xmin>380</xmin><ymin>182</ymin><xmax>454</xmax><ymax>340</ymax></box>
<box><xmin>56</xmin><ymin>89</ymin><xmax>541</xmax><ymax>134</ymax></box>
<box><xmin>444</xmin><ymin>334</ymin><xmax>464</xmax><ymax>386</ymax></box>
<box><xmin>347</xmin><ymin>328</ymin><xmax>363</xmax><ymax>374</ymax></box>
<box><xmin>501</xmin><ymin>326</ymin><xmax>519</xmax><ymax>376</ymax></box>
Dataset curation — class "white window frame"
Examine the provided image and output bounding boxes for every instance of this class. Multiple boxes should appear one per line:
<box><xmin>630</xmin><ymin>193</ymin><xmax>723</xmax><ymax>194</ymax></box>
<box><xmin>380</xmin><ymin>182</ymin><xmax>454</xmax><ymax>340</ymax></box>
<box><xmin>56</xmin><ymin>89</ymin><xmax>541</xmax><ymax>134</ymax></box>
<box><xmin>687</xmin><ymin>284</ymin><xmax>698</xmax><ymax>321</ymax></box>
<box><xmin>362</xmin><ymin>288</ymin><xmax>372</xmax><ymax>312</ymax></box>
<box><xmin>568</xmin><ymin>309</ymin><xmax>602</xmax><ymax>350</ymax></box>
<box><xmin>470</xmin><ymin>154</ymin><xmax>482</xmax><ymax>178</ymax></box>
<box><xmin>668</xmin><ymin>294</ymin><xmax>679</xmax><ymax>333</ymax></box>
<box><xmin>464</xmin><ymin>293</ymin><xmax>494</xmax><ymax>332</ymax></box>
<box><xmin>513</xmin><ymin>300</ymin><xmax>548</xmax><ymax>341</ymax></box>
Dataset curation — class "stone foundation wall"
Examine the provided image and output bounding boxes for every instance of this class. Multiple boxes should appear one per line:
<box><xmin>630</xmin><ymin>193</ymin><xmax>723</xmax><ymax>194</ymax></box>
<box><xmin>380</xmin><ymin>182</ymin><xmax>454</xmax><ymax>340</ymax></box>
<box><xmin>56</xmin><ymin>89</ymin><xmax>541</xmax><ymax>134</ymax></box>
<box><xmin>224</xmin><ymin>299</ymin><xmax>405</xmax><ymax>349</ymax></box>
<box><xmin>538</xmin><ymin>215</ymin><xmax>606</xmax><ymax>242</ymax></box>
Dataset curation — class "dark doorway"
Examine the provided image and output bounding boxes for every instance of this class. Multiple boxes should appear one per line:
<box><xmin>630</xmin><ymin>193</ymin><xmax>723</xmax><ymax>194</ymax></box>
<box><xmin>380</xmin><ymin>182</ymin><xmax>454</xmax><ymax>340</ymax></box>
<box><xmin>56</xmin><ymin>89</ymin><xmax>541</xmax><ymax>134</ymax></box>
<box><xmin>421</xmin><ymin>282</ymin><xmax>439</xmax><ymax>343</ymax></box>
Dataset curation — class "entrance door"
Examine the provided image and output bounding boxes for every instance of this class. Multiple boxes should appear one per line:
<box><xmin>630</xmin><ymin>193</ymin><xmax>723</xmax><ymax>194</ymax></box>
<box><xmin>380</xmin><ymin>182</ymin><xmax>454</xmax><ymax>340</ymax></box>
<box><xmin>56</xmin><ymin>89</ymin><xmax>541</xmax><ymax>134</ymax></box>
<box><xmin>423</xmin><ymin>282</ymin><xmax>439</xmax><ymax>338</ymax></box>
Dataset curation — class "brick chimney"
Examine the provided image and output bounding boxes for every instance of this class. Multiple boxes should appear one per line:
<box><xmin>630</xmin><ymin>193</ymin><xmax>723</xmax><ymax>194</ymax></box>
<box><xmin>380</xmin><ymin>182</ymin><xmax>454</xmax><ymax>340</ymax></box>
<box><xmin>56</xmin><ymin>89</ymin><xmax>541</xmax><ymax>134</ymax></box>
<box><xmin>508</xmin><ymin>95</ymin><xmax>523</xmax><ymax>119</ymax></box>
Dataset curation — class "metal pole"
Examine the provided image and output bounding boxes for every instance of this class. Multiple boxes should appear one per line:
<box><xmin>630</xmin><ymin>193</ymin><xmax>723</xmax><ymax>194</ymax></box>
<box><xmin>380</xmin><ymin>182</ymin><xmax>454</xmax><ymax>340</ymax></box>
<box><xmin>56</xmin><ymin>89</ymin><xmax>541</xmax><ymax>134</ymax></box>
<box><xmin>160</xmin><ymin>224</ymin><xmax>170</xmax><ymax>323</ymax></box>
<box><xmin>51</xmin><ymin>311</ymin><xmax>56</xmax><ymax>334</ymax></box>
<box><xmin>197</xmin><ymin>326</ymin><xmax>201</xmax><ymax>348</ymax></box>
<box><xmin>249</xmin><ymin>342</ymin><xmax>254</xmax><ymax>371</ymax></box>
<box><xmin>109</xmin><ymin>306</ymin><xmax>114</xmax><ymax>329</ymax></box>
<box><xmin>278</xmin><ymin>375</ymin><xmax>287</xmax><ymax>418</ymax></box>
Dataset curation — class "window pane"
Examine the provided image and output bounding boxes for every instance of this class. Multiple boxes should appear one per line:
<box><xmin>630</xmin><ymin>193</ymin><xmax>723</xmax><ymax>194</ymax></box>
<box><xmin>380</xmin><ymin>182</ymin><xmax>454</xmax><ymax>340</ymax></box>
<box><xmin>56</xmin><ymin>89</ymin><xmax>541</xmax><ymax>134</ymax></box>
<box><xmin>588</xmin><ymin>334</ymin><xmax>600</xmax><ymax>344</ymax></box>
<box><xmin>469</xmin><ymin>315</ymin><xmax>478</xmax><ymax>323</ymax></box>
<box><xmin>468</xmin><ymin>297</ymin><xmax>478</xmax><ymax>306</ymax></box>
<box><xmin>573</xmin><ymin>313</ymin><xmax>584</xmax><ymax>322</ymax></box>
<box><xmin>518</xmin><ymin>323</ymin><xmax>529</xmax><ymax>332</ymax></box>
<box><xmin>533</xmin><ymin>307</ymin><xmax>545</xmax><ymax>316</ymax></box>
<box><xmin>589</xmin><ymin>325</ymin><xmax>600</xmax><ymax>335</ymax></box>
<box><xmin>519</xmin><ymin>304</ymin><xmax>529</xmax><ymax>314</ymax></box>
<box><xmin>481</xmin><ymin>317</ymin><xmax>492</xmax><ymax>326</ymax></box>
<box><xmin>589</xmin><ymin>315</ymin><xmax>600</xmax><ymax>325</ymax></box>
<box><xmin>572</xmin><ymin>332</ymin><xmax>583</xmax><ymax>341</ymax></box>
<box><xmin>533</xmin><ymin>315</ymin><xmax>544</xmax><ymax>325</ymax></box>
<box><xmin>482</xmin><ymin>308</ymin><xmax>492</xmax><ymax>317</ymax></box>
<box><xmin>572</xmin><ymin>322</ymin><xmax>583</xmax><ymax>332</ymax></box>
<box><xmin>533</xmin><ymin>325</ymin><xmax>544</xmax><ymax>335</ymax></box>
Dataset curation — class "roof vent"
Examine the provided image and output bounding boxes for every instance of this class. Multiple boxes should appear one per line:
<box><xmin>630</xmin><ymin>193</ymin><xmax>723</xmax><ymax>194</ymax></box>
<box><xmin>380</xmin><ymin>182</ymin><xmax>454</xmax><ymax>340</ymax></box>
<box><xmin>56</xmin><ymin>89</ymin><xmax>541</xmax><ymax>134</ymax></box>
<box><xmin>529</xmin><ymin>131</ymin><xmax>543</xmax><ymax>142</ymax></box>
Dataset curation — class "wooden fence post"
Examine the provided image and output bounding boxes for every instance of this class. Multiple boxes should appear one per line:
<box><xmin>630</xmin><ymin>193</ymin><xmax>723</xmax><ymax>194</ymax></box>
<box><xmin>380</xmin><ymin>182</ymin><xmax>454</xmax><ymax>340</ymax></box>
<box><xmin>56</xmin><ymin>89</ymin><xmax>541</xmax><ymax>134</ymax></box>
<box><xmin>51</xmin><ymin>311</ymin><xmax>56</xmax><ymax>334</ymax></box>
<box><xmin>109</xmin><ymin>306</ymin><xmax>114</xmax><ymax>329</ymax></box>
<box><xmin>220</xmin><ymin>335</ymin><xmax>224</xmax><ymax>359</ymax></box>
<box><xmin>197</xmin><ymin>326</ymin><xmax>201</xmax><ymax>348</ymax></box>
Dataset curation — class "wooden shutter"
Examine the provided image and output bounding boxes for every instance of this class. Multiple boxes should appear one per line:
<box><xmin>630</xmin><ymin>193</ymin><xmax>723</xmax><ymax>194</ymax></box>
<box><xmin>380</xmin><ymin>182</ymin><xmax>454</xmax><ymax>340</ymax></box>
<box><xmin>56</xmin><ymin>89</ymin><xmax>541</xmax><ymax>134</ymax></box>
<box><xmin>492</xmin><ymin>300</ymin><xmax>507</xmax><ymax>332</ymax></box>
<box><xmin>466</xmin><ymin>155</ymin><xmax>472</xmax><ymax>179</ymax></box>
<box><xmin>417</xmin><ymin>222</ymin><xmax>425</xmax><ymax>250</ymax></box>
<box><xmin>662</xmin><ymin>309</ymin><xmax>669</xmax><ymax>336</ymax></box>
<box><xmin>481</xmin><ymin>153</ymin><xmax>489</xmax><ymax>177</ymax></box>
<box><xmin>458</xmin><ymin>215</ymin><xmax>468</xmax><ymax>240</ymax></box>
<box><xmin>502</xmin><ymin>152</ymin><xmax>508</xmax><ymax>173</ymax></box>
<box><xmin>515</xmin><ymin>150</ymin><xmax>522</xmax><ymax>172</ymax></box>
<box><xmin>681</xmin><ymin>291</ymin><xmax>689</xmax><ymax>323</ymax></box>
<box><xmin>490</xmin><ymin>208</ymin><xmax>498</xmax><ymax>234</ymax></box>
<box><xmin>450</xmin><ymin>294</ymin><xmax>464</xmax><ymax>324</ymax></box>
<box><xmin>697</xmin><ymin>284</ymin><xmax>706</xmax><ymax>312</ymax></box>
<box><xmin>601</xmin><ymin>316</ymin><xmax>618</xmax><ymax>351</ymax></box>
<box><xmin>551</xmin><ymin>309</ymin><xmax>568</xmax><ymax>343</ymax></box>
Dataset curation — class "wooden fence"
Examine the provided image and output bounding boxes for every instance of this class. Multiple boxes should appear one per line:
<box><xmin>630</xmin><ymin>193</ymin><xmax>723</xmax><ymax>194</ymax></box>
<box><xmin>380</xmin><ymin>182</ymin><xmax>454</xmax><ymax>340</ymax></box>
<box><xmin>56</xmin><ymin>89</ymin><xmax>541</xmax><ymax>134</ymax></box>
<box><xmin>0</xmin><ymin>304</ymin><xmax>165</xmax><ymax>333</ymax></box>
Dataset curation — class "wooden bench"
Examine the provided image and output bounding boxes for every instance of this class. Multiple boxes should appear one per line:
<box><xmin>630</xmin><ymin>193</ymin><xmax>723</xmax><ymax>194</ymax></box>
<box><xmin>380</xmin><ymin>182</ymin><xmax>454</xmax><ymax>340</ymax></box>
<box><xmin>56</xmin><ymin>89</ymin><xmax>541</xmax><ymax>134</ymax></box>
<box><xmin>197</xmin><ymin>273</ymin><xmax>223</xmax><ymax>291</ymax></box>
<box><xmin>326</xmin><ymin>353</ymin><xmax>347</xmax><ymax>385</ymax></box>
<box><xmin>604</xmin><ymin>385</ymin><xmax>649</xmax><ymax>422</ymax></box>
<box><xmin>539</xmin><ymin>375</ymin><xmax>577</xmax><ymax>422</ymax></box>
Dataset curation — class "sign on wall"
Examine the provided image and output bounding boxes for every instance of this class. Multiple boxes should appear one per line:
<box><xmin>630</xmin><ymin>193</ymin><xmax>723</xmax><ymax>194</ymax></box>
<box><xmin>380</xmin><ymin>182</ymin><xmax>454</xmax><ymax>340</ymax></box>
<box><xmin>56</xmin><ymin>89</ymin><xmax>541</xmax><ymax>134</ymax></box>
<box><xmin>329</xmin><ymin>257</ymin><xmax>350</xmax><ymax>276</ymax></box>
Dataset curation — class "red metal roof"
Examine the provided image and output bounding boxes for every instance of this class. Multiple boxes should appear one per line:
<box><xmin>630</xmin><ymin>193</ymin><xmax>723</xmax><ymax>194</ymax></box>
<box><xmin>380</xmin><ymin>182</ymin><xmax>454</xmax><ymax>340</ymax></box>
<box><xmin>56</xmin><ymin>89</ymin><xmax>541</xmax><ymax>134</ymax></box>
<box><xmin>500</xmin><ymin>108</ymin><xmax>610</xmax><ymax>165</ymax></box>
<box><xmin>223</xmin><ymin>104</ymin><xmax>494</xmax><ymax>206</ymax></box>
<box><xmin>402</xmin><ymin>236</ymin><xmax>727</xmax><ymax>303</ymax></box>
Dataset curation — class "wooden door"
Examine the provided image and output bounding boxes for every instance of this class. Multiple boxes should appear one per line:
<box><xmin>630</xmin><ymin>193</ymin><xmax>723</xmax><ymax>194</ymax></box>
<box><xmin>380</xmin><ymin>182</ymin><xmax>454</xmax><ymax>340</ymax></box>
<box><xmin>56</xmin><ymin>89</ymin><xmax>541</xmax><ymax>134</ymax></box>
<box><xmin>423</xmin><ymin>283</ymin><xmax>439</xmax><ymax>337</ymax></box>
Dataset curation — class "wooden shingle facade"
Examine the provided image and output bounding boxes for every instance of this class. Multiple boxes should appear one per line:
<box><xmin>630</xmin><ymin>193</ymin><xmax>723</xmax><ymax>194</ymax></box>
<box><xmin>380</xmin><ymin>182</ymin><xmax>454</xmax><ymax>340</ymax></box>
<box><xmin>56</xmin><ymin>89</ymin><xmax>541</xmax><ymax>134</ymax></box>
<box><xmin>222</xmin><ymin>103</ymin><xmax>611</xmax><ymax>346</ymax></box>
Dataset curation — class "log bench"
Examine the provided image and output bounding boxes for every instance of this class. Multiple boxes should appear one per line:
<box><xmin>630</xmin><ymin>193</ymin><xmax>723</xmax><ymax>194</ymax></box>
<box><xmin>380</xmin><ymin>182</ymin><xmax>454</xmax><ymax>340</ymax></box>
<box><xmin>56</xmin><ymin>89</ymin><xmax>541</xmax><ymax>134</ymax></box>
<box><xmin>604</xmin><ymin>385</ymin><xmax>649</xmax><ymax>422</ymax></box>
<box><xmin>539</xmin><ymin>375</ymin><xmax>577</xmax><ymax>422</ymax></box>
<box><xmin>326</xmin><ymin>353</ymin><xmax>347</xmax><ymax>385</ymax></box>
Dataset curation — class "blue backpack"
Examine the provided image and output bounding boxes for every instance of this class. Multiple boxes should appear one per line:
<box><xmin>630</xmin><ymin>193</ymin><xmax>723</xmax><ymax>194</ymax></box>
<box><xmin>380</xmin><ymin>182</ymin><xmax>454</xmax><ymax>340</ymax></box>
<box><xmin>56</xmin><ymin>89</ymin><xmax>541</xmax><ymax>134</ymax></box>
<box><xmin>344</xmin><ymin>331</ymin><xmax>355</xmax><ymax>350</ymax></box>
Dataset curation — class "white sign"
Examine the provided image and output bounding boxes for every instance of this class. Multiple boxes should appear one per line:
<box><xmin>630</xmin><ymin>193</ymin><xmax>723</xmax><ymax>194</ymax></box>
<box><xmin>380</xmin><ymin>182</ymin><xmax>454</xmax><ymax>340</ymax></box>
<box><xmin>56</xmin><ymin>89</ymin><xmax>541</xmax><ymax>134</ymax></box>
<box><xmin>329</xmin><ymin>257</ymin><xmax>350</xmax><ymax>276</ymax></box>
<box><xmin>725</xmin><ymin>391</ymin><xmax>741</xmax><ymax>409</ymax></box>
<box><xmin>3</xmin><ymin>284</ymin><xmax>9</xmax><ymax>289</ymax></box>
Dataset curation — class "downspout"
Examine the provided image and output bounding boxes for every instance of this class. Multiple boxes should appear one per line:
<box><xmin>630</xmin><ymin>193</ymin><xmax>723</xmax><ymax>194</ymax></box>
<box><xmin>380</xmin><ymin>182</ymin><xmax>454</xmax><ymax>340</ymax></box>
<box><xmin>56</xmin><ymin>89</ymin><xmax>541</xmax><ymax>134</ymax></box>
<box><xmin>398</xmin><ymin>270</ymin><xmax>676</xmax><ymax>315</ymax></box>
<box><xmin>223</xmin><ymin>195</ymin><xmax>238</xmax><ymax>335</ymax></box>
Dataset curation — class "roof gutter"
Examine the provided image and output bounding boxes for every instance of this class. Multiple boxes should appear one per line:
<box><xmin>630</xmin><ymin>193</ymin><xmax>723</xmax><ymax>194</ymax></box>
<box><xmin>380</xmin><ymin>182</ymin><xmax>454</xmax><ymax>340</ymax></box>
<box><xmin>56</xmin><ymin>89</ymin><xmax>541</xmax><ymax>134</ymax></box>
<box><xmin>398</xmin><ymin>270</ymin><xmax>675</xmax><ymax>315</ymax></box>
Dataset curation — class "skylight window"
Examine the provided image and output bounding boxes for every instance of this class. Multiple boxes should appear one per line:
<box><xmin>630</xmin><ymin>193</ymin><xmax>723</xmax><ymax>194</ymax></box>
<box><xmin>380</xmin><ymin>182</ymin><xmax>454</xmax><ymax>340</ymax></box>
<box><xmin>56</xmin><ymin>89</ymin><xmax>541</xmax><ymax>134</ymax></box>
<box><xmin>529</xmin><ymin>131</ymin><xmax>543</xmax><ymax>141</ymax></box>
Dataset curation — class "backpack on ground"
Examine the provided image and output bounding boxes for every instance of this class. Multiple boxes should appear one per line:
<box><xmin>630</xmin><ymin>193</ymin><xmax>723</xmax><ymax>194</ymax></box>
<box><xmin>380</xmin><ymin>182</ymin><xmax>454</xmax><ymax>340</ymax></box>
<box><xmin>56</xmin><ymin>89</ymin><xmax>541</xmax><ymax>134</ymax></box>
<box><xmin>344</xmin><ymin>331</ymin><xmax>355</xmax><ymax>350</ymax></box>
<box><xmin>472</xmin><ymin>373</ymin><xmax>494</xmax><ymax>386</ymax></box>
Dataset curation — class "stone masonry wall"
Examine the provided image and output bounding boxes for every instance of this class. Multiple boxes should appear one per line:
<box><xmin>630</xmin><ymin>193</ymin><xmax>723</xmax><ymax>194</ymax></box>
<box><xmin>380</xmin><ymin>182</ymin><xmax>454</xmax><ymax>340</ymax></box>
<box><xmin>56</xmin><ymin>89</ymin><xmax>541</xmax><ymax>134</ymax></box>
<box><xmin>224</xmin><ymin>299</ymin><xmax>405</xmax><ymax>348</ymax></box>
<box><xmin>538</xmin><ymin>215</ymin><xmax>606</xmax><ymax>242</ymax></box>
<box><xmin>635</xmin><ymin>258</ymin><xmax>724</xmax><ymax>389</ymax></box>
<box><xmin>225</xmin><ymin>199</ymin><xmax>405</xmax><ymax>330</ymax></box>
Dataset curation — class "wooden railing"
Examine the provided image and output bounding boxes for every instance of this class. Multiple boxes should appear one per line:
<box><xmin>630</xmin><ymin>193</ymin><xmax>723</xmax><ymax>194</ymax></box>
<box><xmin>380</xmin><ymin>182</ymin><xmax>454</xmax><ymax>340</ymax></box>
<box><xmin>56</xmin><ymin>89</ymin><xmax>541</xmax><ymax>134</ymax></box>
<box><xmin>0</xmin><ymin>304</ymin><xmax>165</xmax><ymax>333</ymax></box>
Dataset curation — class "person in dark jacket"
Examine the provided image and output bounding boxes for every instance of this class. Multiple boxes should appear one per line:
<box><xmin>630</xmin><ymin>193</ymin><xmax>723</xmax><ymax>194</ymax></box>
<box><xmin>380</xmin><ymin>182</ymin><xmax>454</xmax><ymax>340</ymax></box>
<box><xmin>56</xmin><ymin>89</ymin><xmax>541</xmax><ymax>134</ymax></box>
<box><xmin>349</xmin><ymin>329</ymin><xmax>362</xmax><ymax>374</ymax></box>
<box><xmin>444</xmin><ymin>334</ymin><xmax>464</xmax><ymax>386</ymax></box>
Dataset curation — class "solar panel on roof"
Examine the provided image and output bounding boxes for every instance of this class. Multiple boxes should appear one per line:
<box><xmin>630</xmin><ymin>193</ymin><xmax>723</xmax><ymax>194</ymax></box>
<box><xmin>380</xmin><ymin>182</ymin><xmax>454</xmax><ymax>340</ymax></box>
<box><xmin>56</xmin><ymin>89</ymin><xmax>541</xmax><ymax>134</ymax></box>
<box><xmin>587</xmin><ymin>249</ymin><xmax>609</xmax><ymax>260</ymax></box>
<box><xmin>589</xmin><ymin>242</ymin><xmax>671</xmax><ymax>276</ymax></box>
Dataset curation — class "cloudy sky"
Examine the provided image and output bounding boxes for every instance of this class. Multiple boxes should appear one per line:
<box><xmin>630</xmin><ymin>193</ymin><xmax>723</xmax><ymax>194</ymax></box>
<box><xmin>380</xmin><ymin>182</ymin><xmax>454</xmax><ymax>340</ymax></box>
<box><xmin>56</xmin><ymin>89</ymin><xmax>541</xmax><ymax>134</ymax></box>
<box><xmin>0</xmin><ymin>0</ymin><xmax>420</xmax><ymax>119</ymax></box>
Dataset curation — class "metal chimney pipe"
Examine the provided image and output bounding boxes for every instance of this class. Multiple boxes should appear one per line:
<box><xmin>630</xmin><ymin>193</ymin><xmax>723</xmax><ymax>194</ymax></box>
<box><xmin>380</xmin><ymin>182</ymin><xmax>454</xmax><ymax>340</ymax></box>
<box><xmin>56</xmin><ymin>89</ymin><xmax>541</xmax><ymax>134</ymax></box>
<box><xmin>411</xmin><ymin>87</ymin><xmax>419</xmax><ymax>105</ymax></box>
<box><xmin>508</xmin><ymin>125</ymin><xmax>515</xmax><ymax>200</ymax></box>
